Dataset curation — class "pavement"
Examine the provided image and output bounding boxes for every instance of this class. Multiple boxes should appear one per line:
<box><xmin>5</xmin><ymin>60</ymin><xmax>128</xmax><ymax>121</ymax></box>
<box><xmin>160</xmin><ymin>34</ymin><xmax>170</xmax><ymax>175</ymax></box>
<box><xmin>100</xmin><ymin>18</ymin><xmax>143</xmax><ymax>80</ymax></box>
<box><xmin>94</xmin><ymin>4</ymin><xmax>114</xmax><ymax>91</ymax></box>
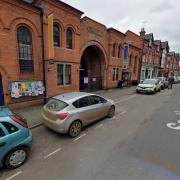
<box><xmin>13</xmin><ymin>86</ymin><xmax>136</xmax><ymax>129</ymax></box>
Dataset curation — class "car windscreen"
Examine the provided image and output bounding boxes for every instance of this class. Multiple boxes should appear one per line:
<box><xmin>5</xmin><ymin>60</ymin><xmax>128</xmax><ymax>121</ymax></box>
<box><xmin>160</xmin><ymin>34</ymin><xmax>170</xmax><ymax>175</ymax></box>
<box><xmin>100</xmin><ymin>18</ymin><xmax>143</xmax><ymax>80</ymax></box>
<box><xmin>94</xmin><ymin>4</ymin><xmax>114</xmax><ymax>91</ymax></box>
<box><xmin>46</xmin><ymin>98</ymin><xmax>68</xmax><ymax>111</ymax></box>
<box><xmin>143</xmin><ymin>79</ymin><xmax>157</xmax><ymax>84</ymax></box>
<box><xmin>0</xmin><ymin>107</ymin><xmax>13</xmax><ymax>117</ymax></box>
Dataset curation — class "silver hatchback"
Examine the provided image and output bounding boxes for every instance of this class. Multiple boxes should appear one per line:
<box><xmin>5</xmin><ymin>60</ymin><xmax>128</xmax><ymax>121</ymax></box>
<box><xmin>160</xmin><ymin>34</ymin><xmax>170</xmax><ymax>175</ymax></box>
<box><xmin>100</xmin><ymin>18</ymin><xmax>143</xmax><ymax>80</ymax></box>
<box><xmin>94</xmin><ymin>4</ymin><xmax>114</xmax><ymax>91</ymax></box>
<box><xmin>41</xmin><ymin>92</ymin><xmax>115</xmax><ymax>137</ymax></box>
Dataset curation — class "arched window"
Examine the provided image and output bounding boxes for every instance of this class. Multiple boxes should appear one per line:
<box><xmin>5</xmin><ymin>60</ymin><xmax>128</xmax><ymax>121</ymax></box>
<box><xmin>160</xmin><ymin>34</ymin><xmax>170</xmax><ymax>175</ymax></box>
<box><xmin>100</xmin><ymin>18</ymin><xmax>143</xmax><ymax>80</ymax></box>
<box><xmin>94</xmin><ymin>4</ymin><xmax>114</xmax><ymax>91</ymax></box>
<box><xmin>118</xmin><ymin>45</ymin><xmax>121</xmax><ymax>58</ymax></box>
<box><xmin>112</xmin><ymin>43</ymin><xmax>116</xmax><ymax>57</ymax></box>
<box><xmin>53</xmin><ymin>23</ymin><xmax>60</xmax><ymax>47</ymax></box>
<box><xmin>66</xmin><ymin>28</ymin><xmax>73</xmax><ymax>49</ymax></box>
<box><xmin>17</xmin><ymin>26</ymin><xmax>34</xmax><ymax>73</ymax></box>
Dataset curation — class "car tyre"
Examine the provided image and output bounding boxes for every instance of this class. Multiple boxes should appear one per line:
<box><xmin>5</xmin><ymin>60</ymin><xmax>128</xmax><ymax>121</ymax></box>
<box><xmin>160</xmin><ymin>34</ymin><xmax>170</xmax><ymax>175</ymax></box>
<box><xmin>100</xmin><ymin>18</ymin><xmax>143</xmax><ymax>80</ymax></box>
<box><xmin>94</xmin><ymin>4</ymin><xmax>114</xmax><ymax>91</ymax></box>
<box><xmin>107</xmin><ymin>106</ymin><xmax>115</xmax><ymax>118</ymax></box>
<box><xmin>5</xmin><ymin>147</ymin><xmax>29</xmax><ymax>169</ymax></box>
<box><xmin>68</xmin><ymin>120</ymin><xmax>82</xmax><ymax>137</ymax></box>
<box><xmin>152</xmin><ymin>90</ymin><xmax>156</xmax><ymax>94</ymax></box>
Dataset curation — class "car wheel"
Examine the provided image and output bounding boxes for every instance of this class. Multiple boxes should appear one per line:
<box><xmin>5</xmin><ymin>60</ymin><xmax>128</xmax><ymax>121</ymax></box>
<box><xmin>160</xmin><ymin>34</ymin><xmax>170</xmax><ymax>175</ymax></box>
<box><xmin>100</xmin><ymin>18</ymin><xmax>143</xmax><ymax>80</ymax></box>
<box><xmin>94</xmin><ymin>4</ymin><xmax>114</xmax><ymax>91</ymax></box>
<box><xmin>136</xmin><ymin>90</ymin><xmax>139</xmax><ymax>93</ymax></box>
<box><xmin>68</xmin><ymin>120</ymin><xmax>82</xmax><ymax>137</ymax></box>
<box><xmin>107</xmin><ymin>106</ymin><xmax>115</xmax><ymax>118</ymax></box>
<box><xmin>5</xmin><ymin>147</ymin><xmax>28</xmax><ymax>169</ymax></box>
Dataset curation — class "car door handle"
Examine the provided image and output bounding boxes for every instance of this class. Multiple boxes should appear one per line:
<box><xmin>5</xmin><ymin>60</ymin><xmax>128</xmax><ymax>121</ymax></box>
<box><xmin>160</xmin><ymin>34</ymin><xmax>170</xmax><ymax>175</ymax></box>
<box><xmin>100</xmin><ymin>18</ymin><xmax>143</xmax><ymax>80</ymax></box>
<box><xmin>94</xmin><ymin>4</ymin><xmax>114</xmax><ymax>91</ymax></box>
<box><xmin>0</xmin><ymin>142</ymin><xmax>6</xmax><ymax>147</ymax></box>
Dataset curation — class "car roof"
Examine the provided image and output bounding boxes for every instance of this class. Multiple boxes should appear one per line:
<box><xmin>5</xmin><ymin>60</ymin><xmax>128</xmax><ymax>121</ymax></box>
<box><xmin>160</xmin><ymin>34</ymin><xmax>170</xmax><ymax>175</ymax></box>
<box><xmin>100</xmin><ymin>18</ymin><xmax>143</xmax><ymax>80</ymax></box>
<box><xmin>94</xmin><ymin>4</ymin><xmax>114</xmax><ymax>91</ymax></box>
<box><xmin>53</xmin><ymin>92</ymin><xmax>95</xmax><ymax>102</ymax></box>
<box><xmin>144</xmin><ymin>78</ymin><xmax>157</xmax><ymax>81</ymax></box>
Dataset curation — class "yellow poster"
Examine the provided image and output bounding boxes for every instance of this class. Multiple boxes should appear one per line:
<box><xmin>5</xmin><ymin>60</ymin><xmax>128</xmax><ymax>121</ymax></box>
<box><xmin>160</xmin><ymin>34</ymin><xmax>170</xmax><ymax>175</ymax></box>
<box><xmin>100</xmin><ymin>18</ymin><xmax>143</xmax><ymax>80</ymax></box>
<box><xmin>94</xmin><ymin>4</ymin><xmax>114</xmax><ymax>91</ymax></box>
<box><xmin>48</xmin><ymin>13</ymin><xmax>54</xmax><ymax>60</ymax></box>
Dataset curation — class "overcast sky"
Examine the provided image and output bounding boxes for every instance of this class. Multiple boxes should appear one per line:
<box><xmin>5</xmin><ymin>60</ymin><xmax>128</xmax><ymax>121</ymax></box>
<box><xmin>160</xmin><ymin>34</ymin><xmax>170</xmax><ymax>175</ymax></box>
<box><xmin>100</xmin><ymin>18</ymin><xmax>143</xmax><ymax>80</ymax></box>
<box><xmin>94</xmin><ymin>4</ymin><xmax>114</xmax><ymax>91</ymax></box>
<box><xmin>62</xmin><ymin>0</ymin><xmax>180</xmax><ymax>52</ymax></box>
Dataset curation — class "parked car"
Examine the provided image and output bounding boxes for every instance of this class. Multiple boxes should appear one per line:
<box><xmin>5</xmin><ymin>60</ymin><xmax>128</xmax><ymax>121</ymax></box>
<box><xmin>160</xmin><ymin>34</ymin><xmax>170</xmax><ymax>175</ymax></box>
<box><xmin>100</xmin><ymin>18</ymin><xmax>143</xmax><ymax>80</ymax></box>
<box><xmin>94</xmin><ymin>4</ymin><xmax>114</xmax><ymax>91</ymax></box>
<box><xmin>0</xmin><ymin>107</ymin><xmax>32</xmax><ymax>169</ymax></box>
<box><xmin>174</xmin><ymin>76</ymin><xmax>180</xmax><ymax>83</ymax></box>
<box><xmin>154</xmin><ymin>77</ymin><xmax>168</xmax><ymax>89</ymax></box>
<box><xmin>176</xmin><ymin>76</ymin><xmax>180</xmax><ymax>83</ymax></box>
<box><xmin>42</xmin><ymin>92</ymin><xmax>115</xmax><ymax>137</ymax></box>
<box><xmin>136</xmin><ymin>79</ymin><xmax>161</xmax><ymax>94</ymax></box>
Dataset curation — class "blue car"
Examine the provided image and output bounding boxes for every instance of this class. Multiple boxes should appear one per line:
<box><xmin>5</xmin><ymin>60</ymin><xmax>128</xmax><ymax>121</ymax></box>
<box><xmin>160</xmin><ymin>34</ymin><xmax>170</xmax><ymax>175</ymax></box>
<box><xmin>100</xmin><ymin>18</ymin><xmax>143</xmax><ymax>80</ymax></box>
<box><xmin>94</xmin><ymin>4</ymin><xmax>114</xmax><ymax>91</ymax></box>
<box><xmin>0</xmin><ymin>107</ymin><xmax>32</xmax><ymax>169</ymax></box>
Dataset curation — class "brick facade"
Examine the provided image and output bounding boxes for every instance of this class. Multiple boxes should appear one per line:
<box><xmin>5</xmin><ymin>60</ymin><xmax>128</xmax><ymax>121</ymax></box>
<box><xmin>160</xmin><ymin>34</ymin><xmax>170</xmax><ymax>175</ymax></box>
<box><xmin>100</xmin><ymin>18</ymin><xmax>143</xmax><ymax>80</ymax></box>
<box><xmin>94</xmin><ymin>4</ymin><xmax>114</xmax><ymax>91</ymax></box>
<box><xmin>0</xmin><ymin>0</ymin><xmax>42</xmax><ymax>108</ymax></box>
<box><xmin>0</xmin><ymin>0</ymin><xmax>179</xmax><ymax>108</ymax></box>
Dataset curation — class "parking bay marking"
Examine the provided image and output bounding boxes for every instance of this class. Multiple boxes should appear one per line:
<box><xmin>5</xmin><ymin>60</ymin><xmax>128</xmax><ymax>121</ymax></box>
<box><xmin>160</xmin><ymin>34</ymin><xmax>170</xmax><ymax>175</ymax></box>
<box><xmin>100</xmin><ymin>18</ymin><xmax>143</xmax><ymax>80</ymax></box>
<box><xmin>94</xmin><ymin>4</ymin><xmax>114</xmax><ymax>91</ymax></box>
<box><xmin>44</xmin><ymin>148</ymin><xmax>62</xmax><ymax>159</ymax></box>
<box><xmin>116</xmin><ymin>111</ymin><xmax>127</xmax><ymax>121</ymax></box>
<box><xmin>174</xmin><ymin>111</ymin><xmax>180</xmax><ymax>113</ymax></box>
<box><xmin>73</xmin><ymin>134</ymin><xmax>86</xmax><ymax>142</ymax></box>
<box><xmin>94</xmin><ymin>124</ymin><xmax>103</xmax><ymax>129</ymax></box>
<box><xmin>6</xmin><ymin>171</ymin><xmax>22</xmax><ymax>180</ymax></box>
<box><xmin>115</xmin><ymin>95</ymin><xmax>137</xmax><ymax>104</ymax></box>
<box><xmin>174</xmin><ymin>111</ymin><xmax>180</xmax><ymax>115</ymax></box>
<box><xmin>118</xmin><ymin>111</ymin><xmax>127</xmax><ymax>116</ymax></box>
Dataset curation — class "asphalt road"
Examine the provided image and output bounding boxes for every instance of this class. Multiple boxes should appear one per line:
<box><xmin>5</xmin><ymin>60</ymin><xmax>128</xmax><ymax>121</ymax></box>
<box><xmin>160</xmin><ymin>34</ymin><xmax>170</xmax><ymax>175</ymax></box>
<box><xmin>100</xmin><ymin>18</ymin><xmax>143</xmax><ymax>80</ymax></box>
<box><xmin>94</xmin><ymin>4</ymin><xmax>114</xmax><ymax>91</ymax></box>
<box><xmin>1</xmin><ymin>85</ymin><xmax>180</xmax><ymax>180</ymax></box>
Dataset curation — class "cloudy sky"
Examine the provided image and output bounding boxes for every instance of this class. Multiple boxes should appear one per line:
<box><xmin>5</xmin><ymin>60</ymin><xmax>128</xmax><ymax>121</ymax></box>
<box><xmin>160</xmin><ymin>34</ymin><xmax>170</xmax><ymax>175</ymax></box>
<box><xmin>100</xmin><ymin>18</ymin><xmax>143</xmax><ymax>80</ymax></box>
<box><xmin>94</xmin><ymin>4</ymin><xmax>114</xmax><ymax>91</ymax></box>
<box><xmin>62</xmin><ymin>0</ymin><xmax>180</xmax><ymax>52</ymax></box>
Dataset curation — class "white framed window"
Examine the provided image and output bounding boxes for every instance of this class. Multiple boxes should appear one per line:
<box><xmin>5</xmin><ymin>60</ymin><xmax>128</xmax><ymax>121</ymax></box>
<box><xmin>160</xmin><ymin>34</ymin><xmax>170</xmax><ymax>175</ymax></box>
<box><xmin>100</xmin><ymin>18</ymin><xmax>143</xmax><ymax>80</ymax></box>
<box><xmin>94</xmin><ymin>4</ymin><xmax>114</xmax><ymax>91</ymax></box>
<box><xmin>57</xmin><ymin>64</ymin><xmax>71</xmax><ymax>86</ymax></box>
<box><xmin>113</xmin><ymin>67</ymin><xmax>119</xmax><ymax>81</ymax></box>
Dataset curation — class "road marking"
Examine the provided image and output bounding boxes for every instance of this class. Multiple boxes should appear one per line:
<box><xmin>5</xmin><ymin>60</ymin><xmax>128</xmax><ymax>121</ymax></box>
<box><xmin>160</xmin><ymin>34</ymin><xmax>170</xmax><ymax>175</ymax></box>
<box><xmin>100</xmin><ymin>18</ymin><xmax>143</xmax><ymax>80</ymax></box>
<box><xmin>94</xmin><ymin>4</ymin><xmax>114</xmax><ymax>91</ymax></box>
<box><xmin>116</xmin><ymin>111</ymin><xmax>127</xmax><ymax>121</ymax></box>
<box><xmin>177</xmin><ymin>120</ymin><xmax>180</xmax><ymax>123</ymax></box>
<box><xmin>6</xmin><ymin>171</ymin><xmax>22</xmax><ymax>180</ymax></box>
<box><xmin>73</xmin><ymin>134</ymin><xmax>86</xmax><ymax>142</ymax></box>
<box><xmin>116</xmin><ymin>109</ymin><xmax>123</xmax><ymax>113</ymax></box>
<box><xmin>94</xmin><ymin>124</ymin><xmax>103</xmax><ymax>129</ymax></box>
<box><xmin>118</xmin><ymin>111</ymin><xmax>127</xmax><ymax>115</ymax></box>
<box><xmin>115</xmin><ymin>95</ymin><xmax>137</xmax><ymax>104</ymax></box>
<box><xmin>44</xmin><ymin>148</ymin><xmax>62</xmax><ymax>159</ymax></box>
<box><xmin>166</xmin><ymin>123</ymin><xmax>180</xmax><ymax>130</ymax></box>
<box><xmin>174</xmin><ymin>111</ymin><xmax>180</xmax><ymax>115</ymax></box>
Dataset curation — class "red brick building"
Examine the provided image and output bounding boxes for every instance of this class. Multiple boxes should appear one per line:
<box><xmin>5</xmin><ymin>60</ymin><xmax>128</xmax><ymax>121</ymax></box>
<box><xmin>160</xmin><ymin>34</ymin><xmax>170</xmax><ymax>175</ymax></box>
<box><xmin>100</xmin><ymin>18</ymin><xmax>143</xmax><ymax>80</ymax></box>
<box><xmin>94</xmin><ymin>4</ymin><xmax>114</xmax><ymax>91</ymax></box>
<box><xmin>125</xmin><ymin>30</ymin><xmax>143</xmax><ymax>83</ymax></box>
<box><xmin>0</xmin><ymin>0</ymin><xmax>43</xmax><ymax>108</ymax></box>
<box><xmin>0</xmin><ymin>0</ymin><xmax>179</xmax><ymax>108</ymax></box>
<box><xmin>0</xmin><ymin>0</ymin><xmax>128</xmax><ymax>108</ymax></box>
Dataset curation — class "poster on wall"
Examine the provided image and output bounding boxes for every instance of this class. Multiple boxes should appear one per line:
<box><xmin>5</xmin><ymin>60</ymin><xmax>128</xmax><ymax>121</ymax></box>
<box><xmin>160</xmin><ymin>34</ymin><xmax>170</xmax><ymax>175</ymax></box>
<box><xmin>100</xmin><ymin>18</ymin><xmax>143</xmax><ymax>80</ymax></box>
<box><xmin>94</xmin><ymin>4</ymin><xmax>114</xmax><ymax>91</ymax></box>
<box><xmin>9</xmin><ymin>81</ymin><xmax>45</xmax><ymax>98</ymax></box>
<box><xmin>84</xmin><ymin>77</ymin><xmax>88</xmax><ymax>84</ymax></box>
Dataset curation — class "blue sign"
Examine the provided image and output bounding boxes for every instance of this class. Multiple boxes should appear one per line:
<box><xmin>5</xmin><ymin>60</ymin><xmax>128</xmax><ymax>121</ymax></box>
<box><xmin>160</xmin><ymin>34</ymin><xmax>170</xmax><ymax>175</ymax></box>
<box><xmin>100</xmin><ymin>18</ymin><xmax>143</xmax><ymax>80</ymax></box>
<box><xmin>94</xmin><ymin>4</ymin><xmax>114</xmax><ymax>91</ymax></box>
<box><xmin>124</xmin><ymin>44</ymin><xmax>129</xmax><ymax>62</ymax></box>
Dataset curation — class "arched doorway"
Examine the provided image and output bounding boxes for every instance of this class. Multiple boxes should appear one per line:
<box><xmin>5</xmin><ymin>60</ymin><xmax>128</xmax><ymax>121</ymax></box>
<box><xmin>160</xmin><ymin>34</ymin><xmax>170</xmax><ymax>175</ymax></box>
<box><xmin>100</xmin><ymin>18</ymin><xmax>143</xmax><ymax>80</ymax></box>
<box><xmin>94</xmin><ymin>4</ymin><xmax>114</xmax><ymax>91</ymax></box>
<box><xmin>0</xmin><ymin>74</ymin><xmax>4</xmax><ymax>106</ymax></box>
<box><xmin>80</xmin><ymin>45</ymin><xmax>105</xmax><ymax>91</ymax></box>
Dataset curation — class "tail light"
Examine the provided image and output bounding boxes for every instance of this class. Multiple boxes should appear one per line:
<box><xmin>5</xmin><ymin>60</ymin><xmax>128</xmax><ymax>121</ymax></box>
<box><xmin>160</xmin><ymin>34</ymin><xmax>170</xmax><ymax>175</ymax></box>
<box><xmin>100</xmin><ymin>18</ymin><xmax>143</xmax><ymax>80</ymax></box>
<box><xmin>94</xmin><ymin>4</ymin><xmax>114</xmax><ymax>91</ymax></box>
<box><xmin>10</xmin><ymin>115</ymin><xmax>28</xmax><ymax>128</ymax></box>
<box><xmin>57</xmin><ymin>112</ymin><xmax>69</xmax><ymax>120</ymax></box>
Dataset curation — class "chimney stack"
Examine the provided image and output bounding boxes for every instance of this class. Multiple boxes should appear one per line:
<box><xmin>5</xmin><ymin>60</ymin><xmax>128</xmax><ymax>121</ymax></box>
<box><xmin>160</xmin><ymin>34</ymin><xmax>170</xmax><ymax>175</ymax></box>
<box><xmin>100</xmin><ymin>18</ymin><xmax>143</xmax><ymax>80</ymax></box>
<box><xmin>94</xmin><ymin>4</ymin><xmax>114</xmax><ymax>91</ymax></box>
<box><xmin>140</xmin><ymin>27</ymin><xmax>146</xmax><ymax>38</ymax></box>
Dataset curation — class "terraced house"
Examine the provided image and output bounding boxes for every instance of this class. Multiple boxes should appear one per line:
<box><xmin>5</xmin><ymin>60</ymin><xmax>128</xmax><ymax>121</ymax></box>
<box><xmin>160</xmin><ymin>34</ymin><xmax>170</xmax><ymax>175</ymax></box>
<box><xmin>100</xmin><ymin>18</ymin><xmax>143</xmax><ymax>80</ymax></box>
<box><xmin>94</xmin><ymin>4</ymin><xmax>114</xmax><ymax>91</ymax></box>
<box><xmin>0</xmin><ymin>0</ymin><xmax>179</xmax><ymax>108</ymax></box>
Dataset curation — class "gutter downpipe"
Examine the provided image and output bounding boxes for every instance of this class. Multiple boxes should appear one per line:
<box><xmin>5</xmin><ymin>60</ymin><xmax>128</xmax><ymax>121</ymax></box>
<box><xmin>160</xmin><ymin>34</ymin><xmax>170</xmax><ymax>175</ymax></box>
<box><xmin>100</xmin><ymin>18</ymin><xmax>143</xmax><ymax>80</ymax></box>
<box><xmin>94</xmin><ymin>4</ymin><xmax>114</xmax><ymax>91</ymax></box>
<box><xmin>40</xmin><ymin>8</ymin><xmax>47</xmax><ymax>104</ymax></box>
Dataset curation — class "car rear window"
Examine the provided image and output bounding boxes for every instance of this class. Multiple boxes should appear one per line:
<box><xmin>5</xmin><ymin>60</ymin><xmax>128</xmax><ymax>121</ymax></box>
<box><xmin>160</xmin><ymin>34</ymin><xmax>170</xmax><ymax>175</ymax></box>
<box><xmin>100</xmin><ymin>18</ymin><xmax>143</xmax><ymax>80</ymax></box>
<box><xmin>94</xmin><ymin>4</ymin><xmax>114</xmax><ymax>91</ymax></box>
<box><xmin>1</xmin><ymin>122</ymin><xmax>18</xmax><ymax>134</ymax></box>
<box><xmin>46</xmin><ymin>98</ymin><xmax>68</xmax><ymax>111</ymax></box>
<box><xmin>0</xmin><ymin>127</ymin><xmax>5</xmax><ymax>137</ymax></box>
<box><xmin>0</xmin><ymin>107</ymin><xmax>13</xmax><ymax>117</ymax></box>
<box><xmin>73</xmin><ymin>97</ymin><xmax>91</xmax><ymax>108</ymax></box>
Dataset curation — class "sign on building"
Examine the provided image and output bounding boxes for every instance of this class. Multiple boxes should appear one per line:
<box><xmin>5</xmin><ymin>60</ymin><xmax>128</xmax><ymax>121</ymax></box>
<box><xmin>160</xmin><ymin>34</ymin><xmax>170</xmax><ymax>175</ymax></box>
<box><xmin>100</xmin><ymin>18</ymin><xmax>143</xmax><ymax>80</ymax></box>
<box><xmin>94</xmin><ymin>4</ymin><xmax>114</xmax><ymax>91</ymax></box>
<box><xmin>124</xmin><ymin>43</ymin><xmax>129</xmax><ymax>62</ymax></box>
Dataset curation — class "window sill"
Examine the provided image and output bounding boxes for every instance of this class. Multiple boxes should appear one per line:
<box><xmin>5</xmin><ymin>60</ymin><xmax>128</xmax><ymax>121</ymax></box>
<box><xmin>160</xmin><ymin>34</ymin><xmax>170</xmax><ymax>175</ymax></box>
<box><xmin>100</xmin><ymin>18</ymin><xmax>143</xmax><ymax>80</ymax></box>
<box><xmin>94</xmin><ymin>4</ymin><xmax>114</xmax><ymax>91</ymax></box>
<box><xmin>57</xmin><ymin>84</ymin><xmax>71</xmax><ymax>87</ymax></box>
